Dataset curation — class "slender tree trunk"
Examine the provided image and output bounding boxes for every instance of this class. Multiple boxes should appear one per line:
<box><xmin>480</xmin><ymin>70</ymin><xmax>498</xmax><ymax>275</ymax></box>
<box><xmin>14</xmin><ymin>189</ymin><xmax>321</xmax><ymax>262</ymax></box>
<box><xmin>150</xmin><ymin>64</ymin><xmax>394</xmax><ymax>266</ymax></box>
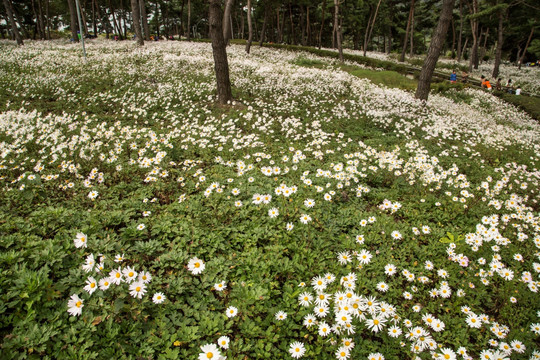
<box><xmin>31</xmin><ymin>0</ymin><xmax>42</xmax><ymax>39</ymax></box>
<box><xmin>246</xmin><ymin>0</ymin><xmax>252</xmax><ymax>53</ymax></box>
<box><xmin>209</xmin><ymin>0</ymin><xmax>232</xmax><ymax>105</ymax></box>
<box><xmin>187</xmin><ymin>0</ymin><xmax>191</xmax><ymax>40</ymax></box>
<box><xmin>409</xmin><ymin>4</ymin><xmax>414</xmax><ymax>57</ymax></box>
<box><xmin>386</xmin><ymin>25</ymin><xmax>392</xmax><ymax>53</ymax></box>
<box><xmin>363</xmin><ymin>10</ymin><xmax>373</xmax><ymax>54</ymax></box>
<box><xmin>46</xmin><ymin>0</ymin><xmax>51</xmax><ymax>39</ymax></box>
<box><xmin>222</xmin><ymin>0</ymin><xmax>233</xmax><ymax>43</ymax></box>
<box><xmin>334</xmin><ymin>0</ymin><xmax>343</xmax><ymax>62</ymax></box>
<box><xmin>288</xmin><ymin>1</ymin><xmax>294</xmax><ymax>44</ymax></box>
<box><xmin>3</xmin><ymin>0</ymin><xmax>23</xmax><ymax>44</ymax></box>
<box><xmin>130</xmin><ymin>0</ymin><xmax>143</xmax><ymax>44</ymax></box>
<box><xmin>457</xmin><ymin>0</ymin><xmax>463</xmax><ymax>61</ymax></box>
<box><xmin>38</xmin><ymin>0</ymin><xmax>46</xmax><ymax>38</ymax></box>
<box><xmin>518</xmin><ymin>26</ymin><xmax>534</xmax><ymax>70</ymax></box>
<box><xmin>461</xmin><ymin>37</ymin><xmax>468</xmax><ymax>60</ymax></box>
<box><xmin>416</xmin><ymin>0</ymin><xmax>454</xmax><ymax>101</ymax></box>
<box><xmin>259</xmin><ymin>5</ymin><xmax>267</xmax><ymax>46</ymax></box>
<box><xmin>80</xmin><ymin>0</ymin><xmax>89</xmax><ymax>36</ymax></box>
<box><xmin>492</xmin><ymin>8</ymin><xmax>504</xmax><ymax>79</ymax></box>
<box><xmin>179</xmin><ymin>0</ymin><xmax>184</xmax><ymax>37</ymax></box>
<box><xmin>451</xmin><ymin>17</ymin><xmax>455</xmax><ymax>58</ymax></box>
<box><xmin>364</xmin><ymin>0</ymin><xmax>383</xmax><ymax>57</ymax></box>
<box><xmin>306</xmin><ymin>6</ymin><xmax>311</xmax><ymax>46</ymax></box>
<box><xmin>318</xmin><ymin>0</ymin><xmax>327</xmax><ymax>49</ymax></box>
<box><xmin>140</xmin><ymin>0</ymin><xmax>149</xmax><ymax>40</ymax></box>
<box><xmin>468</xmin><ymin>0</ymin><xmax>478</xmax><ymax>72</ymax></box>
<box><xmin>68</xmin><ymin>0</ymin><xmax>79</xmax><ymax>42</ymax></box>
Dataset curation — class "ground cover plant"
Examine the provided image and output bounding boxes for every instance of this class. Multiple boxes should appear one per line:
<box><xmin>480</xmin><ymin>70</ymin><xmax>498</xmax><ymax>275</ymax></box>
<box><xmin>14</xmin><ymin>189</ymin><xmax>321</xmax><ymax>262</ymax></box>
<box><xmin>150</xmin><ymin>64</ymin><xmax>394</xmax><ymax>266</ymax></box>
<box><xmin>0</xmin><ymin>39</ymin><xmax>540</xmax><ymax>360</ymax></box>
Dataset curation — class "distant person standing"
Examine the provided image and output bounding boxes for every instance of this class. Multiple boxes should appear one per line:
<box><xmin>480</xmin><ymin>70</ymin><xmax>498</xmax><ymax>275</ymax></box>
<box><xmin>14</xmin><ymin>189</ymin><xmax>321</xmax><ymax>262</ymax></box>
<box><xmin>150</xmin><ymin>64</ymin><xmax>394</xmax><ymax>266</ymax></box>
<box><xmin>515</xmin><ymin>86</ymin><xmax>521</xmax><ymax>95</ymax></box>
<box><xmin>496</xmin><ymin>78</ymin><xmax>502</xmax><ymax>91</ymax></box>
<box><xmin>450</xmin><ymin>70</ymin><xmax>457</xmax><ymax>84</ymax></box>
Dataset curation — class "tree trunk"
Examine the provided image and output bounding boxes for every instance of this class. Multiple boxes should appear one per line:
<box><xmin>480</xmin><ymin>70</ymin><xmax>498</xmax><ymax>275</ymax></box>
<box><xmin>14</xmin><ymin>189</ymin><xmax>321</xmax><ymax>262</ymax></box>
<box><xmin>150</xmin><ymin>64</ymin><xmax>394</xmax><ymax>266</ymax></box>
<box><xmin>457</xmin><ymin>0</ymin><xmax>463</xmax><ymax>61</ymax></box>
<box><xmin>518</xmin><ymin>26</ymin><xmax>534</xmax><ymax>70</ymax></box>
<box><xmin>415</xmin><ymin>0</ymin><xmax>454</xmax><ymax>101</ymax></box>
<box><xmin>68</xmin><ymin>0</ymin><xmax>79</xmax><ymax>42</ymax></box>
<box><xmin>318</xmin><ymin>0</ymin><xmax>327</xmax><ymax>49</ymax></box>
<box><xmin>31</xmin><ymin>0</ymin><xmax>42</xmax><ymax>39</ymax></box>
<box><xmin>334</xmin><ymin>0</ymin><xmax>343</xmax><ymax>62</ymax></box>
<box><xmin>222</xmin><ymin>0</ymin><xmax>233</xmax><ymax>43</ymax></box>
<box><xmin>468</xmin><ymin>0</ymin><xmax>478</xmax><ymax>72</ymax></box>
<box><xmin>492</xmin><ymin>8</ymin><xmax>504</xmax><ymax>79</ymax></box>
<box><xmin>288</xmin><ymin>1</ymin><xmax>294</xmax><ymax>44</ymax></box>
<box><xmin>140</xmin><ymin>0</ymin><xmax>149</xmax><ymax>40</ymax></box>
<box><xmin>80</xmin><ymin>0</ymin><xmax>89</xmax><ymax>36</ymax></box>
<box><xmin>38</xmin><ymin>0</ymin><xmax>46</xmax><ymax>39</ymax></box>
<box><xmin>409</xmin><ymin>3</ymin><xmax>414</xmax><ymax>57</ymax></box>
<box><xmin>461</xmin><ymin>37</ymin><xmax>468</xmax><ymax>60</ymax></box>
<box><xmin>179</xmin><ymin>0</ymin><xmax>184</xmax><ymax>37</ymax></box>
<box><xmin>130</xmin><ymin>0</ymin><xmax>143</xmax><ymax>45</ymax></box>
<box><xmin>245</xmin><ymin>0</ymin><xmax>252</xmax><ymax>53</ymax></box>
<box><xmin>3</xmin><ymin>0</ymin><xmax>23</xmax><ymax>44</ymax></box>
<box><xmin>386</xmin><ymin>26</ymin><xmax>392</xmax><ymax>53</ymax></box>
<box><xmin>259</xmin><ymin>4</ymin><xmax>267</xmax><ymax>46</ymax></box>
<box><xmin>46</xmin><ymin>0</ymin><xmax>51</xmax><ymax>39</ymax></box>
<box><xmin>306</xmin><ymin>6</ymin><xmax>311</xmax><ymax>46</ymax></box>
<box><xmin>451</xmin><ymin>17</ymin><xmax>455</xmax><ymax>58</ymax></box>
<box><xmin>399</xmin><ymin>0</ymin><xmax>414</xmax><ymax>62</ymax></box>
<box><xmin>209</xmin><ymin>0</ymin><xmax>232</xmax><ymax>105</ymax></box>
<box><xmin>364</xmin><ymin>0</ymin><xmax>383</xmax><ymax>57</ymax></box>
<box><xmin>187</xmin><ymin>0</ymin><xmax>191</xmax><ymax>40</ymax></box>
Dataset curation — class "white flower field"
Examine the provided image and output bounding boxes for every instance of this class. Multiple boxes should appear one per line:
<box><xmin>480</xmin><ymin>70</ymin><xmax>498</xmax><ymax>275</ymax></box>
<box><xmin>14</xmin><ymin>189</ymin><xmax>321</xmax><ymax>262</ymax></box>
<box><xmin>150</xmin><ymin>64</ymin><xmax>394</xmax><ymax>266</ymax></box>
<box><xmin>0</xmin><ymin>39</ymin><xmax>539</xmax><ymax>360</ymax></box>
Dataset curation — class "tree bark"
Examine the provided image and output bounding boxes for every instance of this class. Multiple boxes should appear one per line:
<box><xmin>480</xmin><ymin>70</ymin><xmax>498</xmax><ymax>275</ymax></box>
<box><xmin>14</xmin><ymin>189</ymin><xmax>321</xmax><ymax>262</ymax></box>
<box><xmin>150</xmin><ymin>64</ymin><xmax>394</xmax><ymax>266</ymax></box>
<box><xmin>288</xmin><ymin>1</ymin><xmax>295</xmax><ymax>44</ymax></box>
<box><xmin>222</xmin><ymin>0</ymin><xmax>233</xmax><ymax>43</ymax></box>
<box><xmin>399</xmin><ymin>0</ymin><xmax>414</xmax><ymax>62</ymax></box>
<box><xmin>318</xmin><ymin>0</ymin><xmax>327</xmax><ymax>49</ymax></box>
<box><xmin>364</xmin><ymin>0</ymin><xmax>383</xmax><ymax>57</ymax></box>
<box><xmin>140</xmin><ymin>0</ymin><xmax>149</xmax><ymax>40</ymax></box>
<box><xmin>209</xmin><ymin>0</ymin><xmax>232</xmax><ymax>105</ymax></box>
<box><xmin>451</xmin><ymin>16</ymin><xmax>455</xmax><ymax>58</ymax></box>
<box><xmin>409</xmin><ymin>4</ymin><xmax>414</xmax><ymax>57</ymax></box>
<box><xmin>3</xmin><ymin>0</ymin><xmax>23</xmax><ymax>45</ymax></box>
<box><xmin>334</xmin><ymin>0</ymin><xmax>343</xmax><ymax>62</ymax></box>
<box><xmin>68</xmin><ymin>0</ymin><xmax>79</xmax><ymax>42</ymax></box>
<box><xmin>246</xmin><ymin>0</ymin><xmax>252</xmax><ymax>53</ymax></box>
<box><xmin>306</xmin><ymin>6</ymin><xmax>311</xmax><ymax>46</ymax></box>
<box><xmin>518</xmin><ymin>26</ymin><xmax>534</xmax><ymax>70</ymax></box>
<box><xmin>415</xmin><ymin>0</ymin><xmax>454</xmax><ymax>101</ymax></box>
<box><xmin>130</xmin><ymin>0</ymin><xmax>143</xmax><ymax>45</ymax></box>
<box><xmin>492</xmin><ymin>8</ymin><xmax>504</xmax><ymax>79</ymax></box>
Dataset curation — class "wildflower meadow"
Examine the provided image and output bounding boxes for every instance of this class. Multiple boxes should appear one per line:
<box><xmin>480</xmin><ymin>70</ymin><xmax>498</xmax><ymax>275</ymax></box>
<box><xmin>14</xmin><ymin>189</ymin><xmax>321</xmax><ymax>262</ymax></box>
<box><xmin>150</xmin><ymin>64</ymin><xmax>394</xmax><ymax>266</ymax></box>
<box><xmin>0</xmin><ymin>39</ymin><xmax>539</xmax><ymax>360</ymax></box>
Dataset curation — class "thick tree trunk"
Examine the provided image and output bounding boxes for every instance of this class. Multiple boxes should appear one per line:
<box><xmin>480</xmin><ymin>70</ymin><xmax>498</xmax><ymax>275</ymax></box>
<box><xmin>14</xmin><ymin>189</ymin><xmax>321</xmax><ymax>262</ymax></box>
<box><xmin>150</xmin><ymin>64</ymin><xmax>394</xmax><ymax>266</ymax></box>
<box><xmin>364</xmin><ymin>0</ymin><xmax>383</xmax><ymax>57</ymax></box>
<box><xmin>457</xmin><ymin>0</ymin><xmax>463</xmax><ymax>61</ymax></box>
<box><xmin>31</xmin><ymin>0</ymin><xmax>42</xmax><ymax>39</ymax></box>
<box><xmin>209</xmin><ymin>0</ymin><xmax>232</xmax><ymax>105</ymax></box>
<box><xmin>246</xmin><ymin>0</ymin><xmax>252</xmax><ymax>53</ymax></box>
<box><xmin>318</xmin><ymin>0</ymin><xmax>327</xmax><ymax>49</ymax></box>
<box><xmin>259</xmin><ymin>5</ymin><xmax>267</xmax><ymax>46</ymax></box>
<box><xmin>415</xmin><ymin>0</ymin><xmax>454</xmax><ymax>101</ymax></box>
<box><xmin>334</xmin><ymin>0</ymin><xmax>343</xmax><ymax>62</ymax></box>
<box><xmin>140</xmin><ymin>0</ymin><xmax>149</xmax><ymax>40</ymax></box>
<box><xmin>3</xmin><ymin>0</ymin><xmax>23</xmax><ymax>45</ymax></box>
<box><xmin>399</xmin><ymin>0</ymin><xmax>414</xmax><ymax>62</ymax></box>
<box><xmin>518</xmin><ymin>26</ymin><xmax>534</xmax><ymax>70</ymax></box>
<box><xmin>492</xmin><ymin>9</ymin><xmax>504</xmax><ymax>79</ymax></box>
<box><xmin>68</xmin><ymin>0</ymin><xmax>79</xmax><ymax>42</ymax></box>
<box><xmin>179</xmin><ymin>0</ymin><xmax>185</xmax><ymax>37</ymax></box>
<box><xmin>222</xmin><ymin>0</ymin><xmax>233</xmax><ymax>43</ymax></box>
<box><xmin>131</xmin><ymin>0</ymin><xmax>143</xmax><ymax>45</ymax></box>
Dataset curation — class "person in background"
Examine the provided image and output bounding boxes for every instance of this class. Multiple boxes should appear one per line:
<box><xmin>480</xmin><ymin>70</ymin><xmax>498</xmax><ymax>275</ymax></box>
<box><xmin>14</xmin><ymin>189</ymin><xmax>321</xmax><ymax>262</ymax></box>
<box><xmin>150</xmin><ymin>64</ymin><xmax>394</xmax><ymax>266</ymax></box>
<box><xmin>482</xmin><ymin>77</ymin><xmax>492</xmax><ymax>91</ymax></box>
<box><xmin>461</xmin><ymin>71</ymin><xmax>469</xmax><ymax>83</ymax></box>
<box><xmin>515</xmin><ymin>86</ymin><xmax>521</xmax><ymax>95</ymax></box>
<box><xmin>496</xmin><ymin>78</ymin><xmax>502</xmax><ymax>91</ymax></box>
<box><xmin>450</xmin><ymin>70</ymin><xmax>457</xmax><ymax>84</ymax></box>
<box><xmin>505</xmin><ymin>78</ymin><xmax>514</xmax><ymax>94</ymax></box>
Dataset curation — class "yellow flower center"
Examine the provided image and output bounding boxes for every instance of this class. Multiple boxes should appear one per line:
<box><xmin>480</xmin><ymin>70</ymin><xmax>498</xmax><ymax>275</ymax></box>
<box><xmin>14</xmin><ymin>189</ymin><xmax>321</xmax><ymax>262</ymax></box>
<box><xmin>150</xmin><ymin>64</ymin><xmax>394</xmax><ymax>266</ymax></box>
<box><xmin>129</xmin><ymin>272</ymin><xmax>134</xmax><ymax>277</ymax></box>
<box><xmin>90</xmin><ymin>283</ymin><xmax>95</xmax><ymax>288</ymax></box>
<box><xmin>115</xmin><ymin>273</ymin><xmax>121</xmax><ymax>278</ymax></box>
<box><xmin>136</xmin><ymin>286</ymin><xmax>141</xmax><ymax>292</ymax></box>
<box><xmin>295</xmin><ymin>348</ymin><xmax>300</xmax><ymax>352</ymax></box>
<box><xmin>445</xmin><ymin>355</ymin><xmax>450</xmax><ymax>360</ymax></box>
<box><xmin>206</xmin><ymin>353</ymin><xmax>213</xmax><ymax>359</ymax></box>
<box><xmin>373</xmin><ymin>320</ymin><xmax>379</xmax><ymax>325</ymax></box>
<box><xmin>76</xmin><ymin>301</ymin><xmax>82</xmax><ymax>307</ymax></box>
<box><xmin>345</xmin><ymin>341</ymin><xmax>350</xmax><ymax>346</ymax></box>
<box><xmin>195</xmin><ymin>263</ymin><xmax>200</xmax><ymax>268</ymax></box>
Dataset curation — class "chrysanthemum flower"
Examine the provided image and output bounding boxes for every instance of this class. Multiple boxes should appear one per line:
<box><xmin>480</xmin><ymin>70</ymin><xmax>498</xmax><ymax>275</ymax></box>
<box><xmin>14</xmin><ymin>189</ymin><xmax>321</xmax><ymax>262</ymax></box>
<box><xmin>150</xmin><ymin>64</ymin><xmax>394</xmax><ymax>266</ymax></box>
<box><xmin>198</xmin><ymin>344</ymin><xmax>225</xmax><ymax>360</ymax></box>
<box><xmin>225</xmin><ymin>306</ymin><xmax>238</xmax><ymax>318</ymax></box>
<box><xmin>152</xmin><ymin>292</ymin><xmax>166</xmax><ymax>304</ymax></box>
<box><xmin>67</xmin><ymin>294</ymin><xmax>84</xmax><ymax>316</ymax></box>
<box><xmin>289</xmin><ymin>342</ymin><xmax>306</xmax><ymax>358</ymax></box>
<box><xmin>187</xmin><ymin>257</ymin><xmax>205</xmax><ymax>275</ymax></box>
<box><xmin>129</xmin><ymin>281</ymin><xmax>147</xmax><ymax>299</ymax></box>
<box><xmin>74</xmin><ymin>232</ymin><xmax>88</xmax><ymax>248</ymax></box>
